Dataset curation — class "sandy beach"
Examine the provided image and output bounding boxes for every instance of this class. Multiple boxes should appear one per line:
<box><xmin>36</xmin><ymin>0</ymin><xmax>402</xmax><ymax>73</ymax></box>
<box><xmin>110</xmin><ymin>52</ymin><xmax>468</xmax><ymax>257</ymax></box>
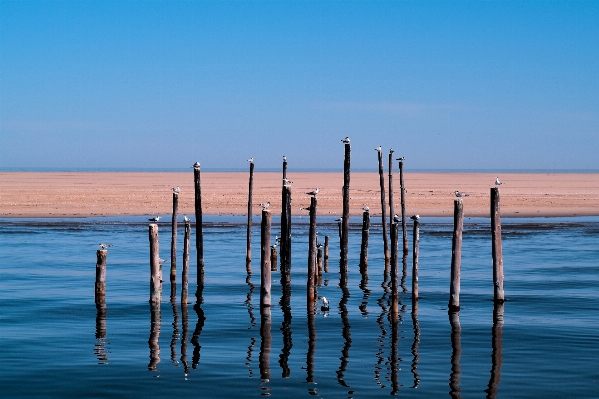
<box><xmin>1</xmin><ymin>172</ymin><xmax>598</xmax><ymax>218</ymax></box>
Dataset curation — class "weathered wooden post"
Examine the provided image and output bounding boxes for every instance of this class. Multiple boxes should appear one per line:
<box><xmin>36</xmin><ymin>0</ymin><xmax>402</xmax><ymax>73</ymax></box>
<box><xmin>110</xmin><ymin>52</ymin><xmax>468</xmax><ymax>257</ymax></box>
<box><xmin>95</xmin><ymin>249</ymin><xmax>107</xmax><ymax>304</ymax></box>
<box><xmin>260</xmin><ymin>209</ymin><xmax>272</xmax><ymax>309</ymax></box>
<box><xmin>307</xmin><ymin>196</ymin><xmax>317</xmax><ymax>305</ymax></box>
<box><xmin>247</xmin><ymin>160</ymin><xmax>254</xmax><ymax>266</ymax></box>
<box><xmin>181</xmin><ymin>221</ymin><xmax>190</xmax><ymax>305</ymax></box>
<box><xmin>317</xmin><ymin>245</ymin><xmax>323</xmax><ymax>277</ymax></box>
<box><xmin>149</xmin><ymin>224</ymin><xmax>161</xmax><ymax>304</ymax></box>
<box><xmin>377</xmin><ymin>149</ymin><xmax>390</xmax><ymax>260</ymax></box>
<box><xmin>170</xmin><ymin>191</ymin><xmax>178</xmax><ymax>299</ymax></box>
<box><xmin>388</xmin><ymin>151</ymin><xmax>395</xmax><ymax>227</ymax></box>
<box><xmin>324</xmin><ymin>235</ymin><xmax>329</xmax><ymax>273</ymax></box>
<box><xmin>270</xmin><ymin>245</ymin><xmax>278</xmax><ymax>272</ymax></box>
<box><xmin>280</xmin><ymin>174</ymin><xmax>287</xmax><ymax>271</ymax></box>
<box><xmin>193</xmin><ymin>163</ymin><xmax>204</xmax><ymax>284</ymax></box>
<box><xmin>412</xmin><ymin>217</ymin><xmax>420</xmax><ymax>300</ymax></box>
<box><xmin>491</xmin><ymin>188</ymin><xmax>505</xmax><ymax>303</ymax></box>
<box><xmin>399</xmin><ymin>158</ymin><xmax>408</xmax><ymax>255</ymax></box>
<box><xmin>341</xmin><ymin>140</ymin><xmax>351</xmax><ymax>268</ymax></box>
<box><xmin>449</xmin><ymin>200</ymin><xmax>463</xmax><ymax>311</ymax></box>
<box><xmin>285</xmin><ymin>186</ymin><xmax>292</xmax><ymax>270</ymax></box>
<box><xmin>360</xmin><ymin>209</ymin><xmax>370</xmax><ymax>269</ymax></box>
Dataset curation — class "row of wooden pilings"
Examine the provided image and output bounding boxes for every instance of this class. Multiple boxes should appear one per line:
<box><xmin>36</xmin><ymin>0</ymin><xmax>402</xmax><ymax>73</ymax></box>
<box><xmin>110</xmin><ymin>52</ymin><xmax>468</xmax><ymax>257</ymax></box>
<box><xmin>95</xmin><ymin>148</ymin><xmax>505</xmax><ymax>315</ymax></box>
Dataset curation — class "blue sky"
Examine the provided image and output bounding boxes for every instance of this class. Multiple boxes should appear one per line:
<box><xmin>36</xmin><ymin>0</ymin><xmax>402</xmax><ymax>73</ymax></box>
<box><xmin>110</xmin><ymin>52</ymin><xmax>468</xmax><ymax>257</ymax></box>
<box><xmin>1</xmin><ymin>1</ymin><xmax>598</xmax><ymax>171</ymax></box>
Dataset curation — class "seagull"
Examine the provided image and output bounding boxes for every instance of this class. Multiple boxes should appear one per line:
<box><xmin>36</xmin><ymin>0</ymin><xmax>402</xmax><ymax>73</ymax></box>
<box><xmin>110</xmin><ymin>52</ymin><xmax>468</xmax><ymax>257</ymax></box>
<box><xmin>159</xmin><ymin>258</ymin><xmax>168</xmax><ymax>263</ymax></box>
<box><xmin>275</xmin><ymin>236</ymin><xmax>281</xmax><ymax>244</ymax></box>
<box><xmin>393</xmin><ymin>214</ymin><xmax>401</xmax><ymax>223</ymax></box>
<box><xmin>283</xmin><ymin>155</ymin><xmax>287</xmax><ymax>162</ymax></box>
<box><xmin>259</xmin><ymin>202</ymin><xmax>270</xmax><ymax>210</ymax></box>
<box><xmin>341</xmin><ymin>137</ymin><xmax>350</xmax><ymax>144</ymax></box>
<box><xmin>271</xmin><ymin>244</ymin><xmax>277</xmax><ymax>250</ymax></box>
<box><xmin>410</xmin><ymin>214</ymin><xmax>420</xmax><ymax>221</ymax></box>
<box><xmin>306</xmin><ymin>188</ymin><xmax>319</xmax><ymax>196</ymax></box>
<box><xmin>390</xmin><ymin>148</ymin><xmax>395</xmax><ymax>154</ymax></box>
<box><xmin>396</xmin><ymin>156</ymin><xmax>405</xmax><ymax>162</ymax></box>
<box><xmin>316</xmin><ymin>243</ymin><xmax>324</xmax><ymax>249</ymax></box>
<box><xmin>375</xmin><ymin>146</ymin><xmax>382</xmax><ymax>152</ymax></box>
<box><xmin>300</xmin><ymin>205</ymin><xmax>312</xmax><ymax>212</ymax></box>
<box><xmin>495</xmin><ymin>177</ymin><xmax>503</xmax><ymax>186</ymax></box>
<box><xmin>183</xmin><ymin>215</ymin><xmax>190</xmax><ymax>223</ymax></box>
<box><xmin>247</xmin><ymin>157</ymin><xmax>254</xmax><ymax>163</ymax></box>
<box><xmin>335</xmin><ymin>217</ymin><xmax>343</xmax><ymax>222</ymax></box>
<box><xmin>455</xmin><ymin>191</ymin><xmax>469</xmax><ymax>198</ymax></box>
<box><xmin>319</xmin><ymin>296</ymin><xmax>330</xmax><ymax>311</ymax></box>
<box><xmin>148</xmin><ymin>216</ymin><xmax>161</xmax><ymax>222</ymax></box>
<box><xmin>362</xmin><ymin>205</ymin><xmax>369</xmax><ymax>212</ymax></box>
<box><xmin>98</xmin><ymin>243</ymin><xmax>112</xmax><ymax>250</ymax></box>
<box><xmin>171</xmin><ymin>186</ymin><xmax>180</xmax><ymax>194</ymax></box>
<box><xmin>191</xmin><ymin>162</ymin><xmax>200</xmax><ymax>169</ymax></box>
<box><xmin>283</xmin><ymin>178</ymin><xmax>293</xmax><ymax>186</ymax></box>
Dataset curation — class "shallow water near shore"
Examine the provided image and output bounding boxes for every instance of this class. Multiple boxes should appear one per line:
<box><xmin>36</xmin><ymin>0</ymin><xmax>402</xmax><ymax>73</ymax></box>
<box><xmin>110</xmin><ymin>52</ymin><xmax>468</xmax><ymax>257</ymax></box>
<box><xmin>1</xmin><ymin>216</ymin><xmax>598</xmax><ymax>398</ymax></box>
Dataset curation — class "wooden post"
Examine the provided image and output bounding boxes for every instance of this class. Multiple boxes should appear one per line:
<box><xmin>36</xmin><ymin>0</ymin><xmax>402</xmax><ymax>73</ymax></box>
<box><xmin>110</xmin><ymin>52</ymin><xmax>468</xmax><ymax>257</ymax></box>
<box><xmin>260</xmin><ymin>209</ymin><xmax>272</xmax><ymax>308</ymax></box>
<box><xmin>181</xmin><ymin>222</ymin><xmax>190</xmax><ymax>305</ymax></box>
<box><xmin>170</xmin><ymin>192</ymin><xmax>178</xmax><ymax>299</ymax></box>
<box><xmin>247</xmin><ymin>161</ymin><xmax>254</xmax><ymax>265</ymax></box>
<box><xmin>341</xmin><ymin>141</ymin><xmax>351</xmax><ymax>268</ymax></box>
<box><xmin>412</xmin><ymin>218</ymin><xmax>420</xmax><ymax>300</ymax></box>
<box><xmin>307</xmin><ymin>196</ymin><xmax>317</xmax><ymax>305</ymax></box>
<box><xmin>193</xmin><ymin>164</ymin><xmax>204</xmax><ymax>284</ymax></box>
<box><xmin>95</xmin><ymin>249</ymin><xmax>107</xmax><ymax>304</ymax></box>
<box><xmin>280</xmin><ymin>179</ymin><xmax>287</xmax><ymax>271</ymax></box>
<box><xmin>491</xmin><ymin>188</ymin><xmax>505</xmax><ymax>303</ymax></box>
<box><xmin>388</xmin><ymin>152</ymin><xmax>395</xmax><ymax>229</ymax></box>
<box><xmin>285</xmin><ymin>186</ymin><xmax>292</xmax><ymax>271</ymax></box>
<box><xmin>281</xmin><ymin>185</ymin><xmax>292</xmax><ymax>281</ymax></box>
<box><xmin>377</xmin><ymin>150</ymin><xmax>390</xmax><ymax>261</ymax></box>
<box><xmin>149</xmin><ymin>224</ymin><xmax>161</xmax><ymax>304</ymax></box>
<box><xmin>324</xmin><ymin>236</ymin><xmax>329</xmax><ymax>273</ymax></box>
<box><xmin>359</xmin><ymin>210</ymin><xmax>370</xmax><ymax>270</ymax></box>
<box><xmin>317</xmin><ymin>246</ymin><xmax>323</xmax><ymax>277</ymax></box>
<box><xmin>449</xmin><ymin>200</ymin><xmax>463</xmax><ymax>311</ymax></box>
<box><xmin>270</xmin><ymin>245</ymin><xmax>278</xmax><ymax>272</ymax></box>
<box><xmin>399</xmin><ymin>158</ymin><xmax>408</xmax><ymax>255</ymax></box>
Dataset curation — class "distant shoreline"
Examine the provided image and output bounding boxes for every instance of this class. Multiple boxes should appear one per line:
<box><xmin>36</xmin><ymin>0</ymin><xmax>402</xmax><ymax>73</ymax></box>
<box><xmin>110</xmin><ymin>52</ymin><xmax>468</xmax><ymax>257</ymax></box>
<box><xmin>2</xmin><ymin>171</ymin><xmax>599</xmax><ymax>218</ymax></box>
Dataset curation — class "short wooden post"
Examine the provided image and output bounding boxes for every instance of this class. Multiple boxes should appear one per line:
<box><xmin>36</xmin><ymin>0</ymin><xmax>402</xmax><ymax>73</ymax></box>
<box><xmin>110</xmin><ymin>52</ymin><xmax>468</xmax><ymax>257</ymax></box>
<box><xmin>260</xmin><ymin>209</ymin><xmax>272</xmax><ymax>308</ymax></box>
<box><xmin>307</xmin><ymin>196</ymin><xmax>317</xmax><ymax>305</ymax></box>
<box><xmin>341</xmin><ymin>141</ymin><xmax>351</xmax><ymax>268</ymax></box>
<box><xmin>149</xmin><ymin>224</ymin><xmax>161</xmax><ymax>304</ymax></box>
<box><xmin>270</xmin><ymin>245</ymin><xmax>278</xmax><ymax>272</ymax></box>
<box><xmin>247</xmin><ymin>161</ymin><xmax>254</xmax><ymax>265</ymax></box>
<box><xmin>399</xmin><ymin>158</ymin><xmax>408</xmax><ymax>255</ymax></box>
<box><xmin>377</xmin><ymin>150</ymin><xmax>390</xmax><ymax>260</ymax></box>
<box><xmin>193</xmin><ymin>164</ymin><xmax>204</xmax><ymax>284</ymax></box>
<box><xmin>95</xmin><ymin>249</ymin><xmax>107</xmax><ymax>304</ymax></box>
<box><xmin>449</xmin><ymin>200</ymin><xmax>463</xmax><ymax>311</ymax></box>
<box><xmin>324</xmin><ymin>236</ymin><xmax>329</xmax><ymax>273</ymax></box>
<box><xmin>491</xmin><ymin>188</ymin><xmax>505</xmax><ymax>303</ymax></box>
<box><xmin>317</xmin><ymin>246</ymin><xmax>323</xmax><ymax>277</ymax></box>
<box><xmin>359</xmin><ymin>210</ymin><xmax>370</xmax><ymax>269</ymax></box>
<box><xmin>412</xmin><ymin>218</ymin><xmax>420</xmax><ymax>300</ymax></box>
<box><xmin>170</xmin><ymin>192</ymin><xmax>178</xmax><ymax>298</ymax></box>
<box><xmin>181</xmin><ymin>221</ymin><xmax>190</xmax><ymax>305</ymax></box>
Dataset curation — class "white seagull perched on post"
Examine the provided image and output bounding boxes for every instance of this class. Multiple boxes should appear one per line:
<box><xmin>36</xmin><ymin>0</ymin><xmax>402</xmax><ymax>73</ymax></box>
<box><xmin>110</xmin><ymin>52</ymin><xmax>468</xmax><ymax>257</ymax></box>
<box><xmin>306</xmin><ymin>188</ymin><xmax>319</xmax><ymax>196</ymax></box>
<box><xmin>191</xmin><ymin>162</ymin><xmax>200</xmax><ymax>169</ymax></box>
<box><xmin>98</xmin><ymin>243</ymin><xmax>112</xmax><ymax>250</ymax></box>
<box><xmin>362</xmin><ymin>206</ymin><xmax>369</xmax><ymax>212</ymax></box>
<box><xmin>341</xmin><ymin>137</ymin><xmax>350</xmax><ymax>144</ymax></box>
<box><xmin>183</xmin><ymin>215</ymin><xmax>190</xmax><ymax>223</ymax></box>
<box><xmin>319</xmin><ymin>296</ymin><xmax>330</xmax><ymax>311</ymax></box>
<box><xmin>375</xmin><ymin>146</ymin><xmax>382</xmax><ymax>152</ymax></box>
<box><xmin>171</xmin><ymin>186</ymin><xmax>180</xmax><ymax>194</ymax></box>
<box><xmin>390</xmin><ymin>148</ymin><xmax>394</xmax><ymax>154</ymax></box>
<box><xmin>454</xmin><ymin>191</ymin><xmax>469</xmax><ymax>198</ymax></box>
<box><xmin>396</xmin><ymin>156</ymin><xmax>405</xmax><ymax>162</ymax></box>
<box><xmin>259</xmin><ymin>202</ymin><xmax>270</xmax><ymax>210</ymax></box>
<box><xmin>335</xmin><ymin>217</ymin><xmax>343</xmax><ymax>222</ymax></box>
<box><xmin>283</xmin><ymin>155</ymin><xmax>287</xmax><ymax>162</ymax></box>
<box><xmin>495</xmin><ymin>177</ymin><xmax>503</xmax><ymax>186</ymax></box>
<box><xmin>393</xmin><ymin>214</ymin><xmax>401</xmax><ymax>223</ymax></box>
<box><xmin>283</xmin><ymin>178</ymin><xmax>293</xmax><ymax>186</ymax></box>
<box><xmin>247</xmin><ymin>157</ymin><xmax>254</xmax><ymax>163</ymax></box>
<box><xmin>148</xmin><ymin>216</ymin><xmax>161</xmax><ymax>222</ymax></box>
<box><xmin>410</xmin><ymin>214</ymin><xmax>420</xmax><ymax>221</ymax></box>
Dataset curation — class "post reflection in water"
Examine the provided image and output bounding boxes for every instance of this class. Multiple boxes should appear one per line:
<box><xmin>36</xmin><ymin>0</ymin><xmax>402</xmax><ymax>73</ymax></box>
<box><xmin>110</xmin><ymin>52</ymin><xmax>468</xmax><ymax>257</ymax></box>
<box><xmin>337</xmin><ymin>266</ymin><xmax>352</xmax><ymax>392</ymax></box>
<box><xmin>485</xmin><ymin>302</ymin><xmax>505</xmax><ymax>399</ymax></box>
<box><xmin>148</xmin><ymin>301</ymin><xmax>161</xmax><ymax>372</ymax></box>
<box><xmin>259</xmin><ymin>307</ymin><xmax>272</xmax><ymax>396</ymax></box>
<box><xmin>390</xmin><ymin>308</ymin><xmax>400</xmax><ymax>395</ymax></box>
<box><xmin>359</xmin><ymin>262</ymin><xmax>371</xmax><ymax>317</ymax></box>
<box><xmin>192</xmin><ymin>286</ymin><xmax>206</xmax><ymax>369</ymax></box>
<box><xmin>306</xmin><ymin>306</ymin><xmax>316</xmax><ymax>387</ymax></box>
<box><xmin>245</xmin><ymin>264</ymin><xmax>257</xmax><ymax>377</ymax></box>
<box><xmin>449</xmin><ymin>311</ymin><xmax>462</xmax><ymax>399</ymax></box>
<box><xmin>374</xmin><ymin>262</ymin><xmax>390</xmax><ymax>388</ymax></box>
<box><xmin>278</xmin><ymin>281</ymin><xmax>292</xmax><ymax>378</ymax></box>
<box><xmin>180</xmin><ymin>301</ymin><xmax>190</xmax><ymax>375</ymax></box>
<box><xmin>410</xmin><ymin>299</ymin><xmax>421</xmax><ymax>388</ymax></box>
<box><xmin>170</xmin><ymin>298</ymin><xmax>180</xmax><ymax>366</ymax></box>
<box><xmin>94</xmin><ymin>301</ymin><xmax>108</xmax><ymax>364</ymax></box>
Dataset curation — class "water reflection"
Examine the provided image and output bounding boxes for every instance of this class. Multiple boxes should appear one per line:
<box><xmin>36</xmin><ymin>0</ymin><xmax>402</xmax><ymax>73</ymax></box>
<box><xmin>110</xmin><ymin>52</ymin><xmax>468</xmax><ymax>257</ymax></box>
<box><xmin>192</xmin><ymin>286</ymin><xmax>206</xmax><ymax>369</ymax></box>
<box><xmin>411</xmin><ymin>300</ymin><xmax>421</xmax><ymax>388</ymax></box>
<box><xmin>180</xmin><ymin>301</ymin><xmax>190</xmax><ymax>375</ymax></box>
<box><xmin>359</xmin><ymin>263</ymin><xmax>371</xmax><ymax>317</ymax></box>
<box><xmin>375</xmin><ymin>264</ymin><xmax>390</xmax><ymax>388</ymax></box>
<box><xmin>390</xmin><ymin>309</ymin><xmax>400</xmax><ymax>395</ymax></box>
<box><xmin>449</xmin><ymin>311</ymin><xmax>462</xmax><ymax>398</ymax></box>
<box><xmin>245</xmin><ymin>268</ymin><xmax>256</xmax><ymax>328</ymax></box>
<box><xmin>279</xmin><ymin>282</ymin><xmax>292</xmax><ymax>378</ymax></box>
<box><xmin>148</xmin><ymin>302</ymin><xmax>161</xmax><ymax>372</ymax></box>
<box><xmin>306</xmin><ymin>307</ymin><xmax>316</xmax><ymax>385</ymax></box>
<box><xmin>337</xmin><ymin>268</ymin><xmax>352</xmax><ymax>390</ymax></box>
<box><xmin>259</xmin><ymin>308</ymin><xmax>272</xmax><ymax>396</ymax></box>
<box><xmin>485</xmin><ymin>302</ymin><xmax>505</xmax><ymax>399</ymax></box>
<box><xmin>94</xmin><ymin>301</ymin><xmax>108</xmax><ymax>364</ymax></box>
<box><xmin>170</xmin><ymin>298</ymin><xmax>180</xmax><ymax>366</ymax></box>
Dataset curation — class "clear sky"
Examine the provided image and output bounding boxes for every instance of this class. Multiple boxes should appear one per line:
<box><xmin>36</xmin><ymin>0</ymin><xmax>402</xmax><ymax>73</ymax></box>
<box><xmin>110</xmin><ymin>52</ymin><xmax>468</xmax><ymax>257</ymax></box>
<box><xmin>1</xmin><ymin>1</ymin><xmax>598</xmax><ymax>171</ymax></box>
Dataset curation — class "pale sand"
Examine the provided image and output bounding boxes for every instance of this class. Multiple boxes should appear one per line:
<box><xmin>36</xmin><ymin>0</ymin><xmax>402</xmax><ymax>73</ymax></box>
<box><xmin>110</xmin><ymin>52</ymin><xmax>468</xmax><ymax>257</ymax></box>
<box><xmin>1</xmin><ymin>172</ymin><xmax>598</xmax><ymax>218</ymax></box>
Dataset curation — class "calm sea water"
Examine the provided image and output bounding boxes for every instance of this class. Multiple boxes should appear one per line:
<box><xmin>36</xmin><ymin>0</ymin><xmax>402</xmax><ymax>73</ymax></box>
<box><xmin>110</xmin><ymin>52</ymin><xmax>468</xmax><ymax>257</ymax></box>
<box><xmin>1</xmin><ymin>215</ymin><xmax>598</xmax><ymax>398</ymax></box>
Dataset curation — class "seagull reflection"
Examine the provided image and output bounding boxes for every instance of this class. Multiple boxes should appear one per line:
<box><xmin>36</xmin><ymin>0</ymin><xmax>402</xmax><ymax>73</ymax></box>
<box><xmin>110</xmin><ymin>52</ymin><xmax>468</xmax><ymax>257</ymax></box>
<box><xmin>485</xmin><ymin>302</ymin><xmax>505</xmax><ymax>399</ymax></box>
<box><xmin>410</xmin><ymin>300</ymin><xmax>421</xmax><ymax>388</ymax></box>
<box><xmin>336</xmin><ymin>269</ymin><xmax>352</xmax><ymax>390</ymax></box>
<box><xmin>259</xmin><ymin>308</ymin><xmax>272</xmax><ymax>396</ymax></box>
<box><xmin>148</xmin><ymin>302</ymin><xmax>161</xmax><ymax>372</ymax></box>
<box><xmin>191</xmin><ymin>286</ymin><xmax>206</xmax><ymax>369</ymax></box>
<box><xmin>449</xmin><ymin>311</ymin><xmax>462</xmax><ymax>399</ymax></box>
<box><xmin>94</xmin><ymin>301</ymin><xmax>108</xmax><ymax>364</ymax></box>
<box><xmin>170</xmin><ymin>298</ymin><xmax>180</xmax><ymax>366</ymax></box>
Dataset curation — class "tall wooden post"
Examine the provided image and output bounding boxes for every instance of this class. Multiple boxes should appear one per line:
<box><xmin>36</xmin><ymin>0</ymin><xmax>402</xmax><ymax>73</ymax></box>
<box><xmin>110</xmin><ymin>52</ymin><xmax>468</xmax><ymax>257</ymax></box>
<box><xmin>170</xmin><ymin>192</ymin><xmax>178</xmax><ymax>298</ymax></box>
<box><xmin>360</xmin><ymin>210</ymin><xmax>370</xmax><ymax>269</ymax></box>
<box><xmin>317</xmin><ymin>246</ymin><xmax>323</xmax><ymax>277</ymax></box>
<box><xmin>491</xmin><ymin>188</ymin><xmax>505</xmax><ymax>303</ymax></box>
<box><xmin>307</xmin><ymin>196</ymin><xmax>317</xmax><ymax>305</ymax></box>
<box><xmin>341</xmin><ymin>141</ymin><xmax>351</xmax><ymax>268</ymax></box>
<box><xmin>193</xmin><ymin>164</ymin><xmax>204</xmax><ymax>284</ymax></box>
<box><xmin>247</xmin><ymin>161</ymin><xmax>254</xmax><ymax>265</ymax></box>
<box><xmin>412</xmin><ymin>218</ymin><xmax>420</xmax><ymax>300</ymax></box>
<box><xmin>149</xmin><ymin>224</ymin><xmax>161</xmax><ymax>304</ymax></box>
<box><xmin>271</xmin><ymin>245</ymin><xmax>278</xmax><ymax>272</ymax></box>
<box><xmin>324</xmin><ymin>235</ymin><xmax>329</xmax><ymax>273</ymax></box>
<box><xmin>399</xmin><ymin>158</ymin><xmax>408</xmax><ymax>255</ymax></box>
<box><xmin>260</xmin><ymin>209</ymin><xmax>272</xmax><ymax>308</ymax></box>
<box><xmin>95</xmin><ymin>249</ymin><xmax>107</xmax><ymax>304</ymax></box>
<box><xmin>181</xmin><ymin>221</ymin><xmax>190</xmax><ymax>305</ymax></box>
<box><xmin>388</xmin><ymin>152</ymin><xmax>395</xmax><ymax>228</ymax></box>
<box><xmin>449</xmin><ymin>200</ymin><xmax>463</xmax><ymax>311</ymax></box>
<box><xmin>377</xmin><ymin>150</ymin><xmax>390</xmax><ymax>260</ymax></box>
<box><xmin>281</xmin><ymin>185</ymin><xmax>292</xmax><ymax>283</ymax></box>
